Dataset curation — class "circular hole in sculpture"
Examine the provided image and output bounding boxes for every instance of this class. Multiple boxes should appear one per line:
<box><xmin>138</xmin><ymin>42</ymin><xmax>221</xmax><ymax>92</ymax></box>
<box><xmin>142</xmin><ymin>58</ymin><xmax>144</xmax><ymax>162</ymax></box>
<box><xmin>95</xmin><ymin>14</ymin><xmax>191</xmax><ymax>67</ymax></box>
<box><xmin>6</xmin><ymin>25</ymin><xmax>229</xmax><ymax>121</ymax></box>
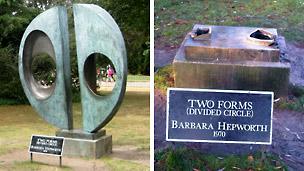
<box><xmin>84</xmin><ymin>53</ymin><xmax>116</xmax><ymax>96</ymax></box>
<box><xmin>23</xmin><ymin>30</ymin><xmax>56</xmax><ymax>100</ymax></box>
<box><xmin>31</xmin><ymin>53</ymin><xmax>56</xmax><ymax>87</ymax></box>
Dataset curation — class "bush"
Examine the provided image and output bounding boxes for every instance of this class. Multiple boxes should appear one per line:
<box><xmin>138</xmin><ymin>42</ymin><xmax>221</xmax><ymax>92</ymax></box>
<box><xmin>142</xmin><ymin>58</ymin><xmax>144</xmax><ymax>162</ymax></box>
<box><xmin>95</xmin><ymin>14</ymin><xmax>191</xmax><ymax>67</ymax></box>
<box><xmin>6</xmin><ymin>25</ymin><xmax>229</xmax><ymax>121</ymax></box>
<box><xmin>0</xmin><ymin>47</ymin><xmax>28</xmax><ymax>104</ymax></box>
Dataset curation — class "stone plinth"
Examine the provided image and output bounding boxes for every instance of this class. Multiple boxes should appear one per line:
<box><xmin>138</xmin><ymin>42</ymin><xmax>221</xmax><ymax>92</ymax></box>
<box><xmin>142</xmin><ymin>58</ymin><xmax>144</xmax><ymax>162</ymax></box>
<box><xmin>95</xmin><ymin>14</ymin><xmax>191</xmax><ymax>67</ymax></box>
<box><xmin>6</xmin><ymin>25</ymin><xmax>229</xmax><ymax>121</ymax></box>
<box><xmin>185</xmin><ymin>25</ymin><xmax>280</xmax><ymax>62</ymax></box>
<box><xmin>56</xmin><ymin>129</ymin><xmax>112</xmax><ymax>158</ymax></box>
<box><xmin>174</xmin><ymin>25</ymin><xmax>290</xmax><ymax>97</ymax></box>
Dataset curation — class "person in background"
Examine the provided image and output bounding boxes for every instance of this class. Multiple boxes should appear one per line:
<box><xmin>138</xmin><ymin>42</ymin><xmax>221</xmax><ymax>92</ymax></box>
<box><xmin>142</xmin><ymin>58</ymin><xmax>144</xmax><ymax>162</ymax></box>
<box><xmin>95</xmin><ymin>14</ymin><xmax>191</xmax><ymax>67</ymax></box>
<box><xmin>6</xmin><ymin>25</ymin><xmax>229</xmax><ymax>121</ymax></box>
<box><xmin>107</xmin><ymin>64</ymin><xmax>115</xmax><ymax>82</ymax></box>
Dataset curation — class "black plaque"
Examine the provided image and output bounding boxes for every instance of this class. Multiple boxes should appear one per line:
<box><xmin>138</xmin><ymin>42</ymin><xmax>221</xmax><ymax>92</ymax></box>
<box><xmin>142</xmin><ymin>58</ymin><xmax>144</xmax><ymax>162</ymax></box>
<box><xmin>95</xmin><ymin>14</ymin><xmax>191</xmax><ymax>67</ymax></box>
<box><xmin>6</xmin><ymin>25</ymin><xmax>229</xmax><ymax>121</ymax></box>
<box><xmin>166</xmin><ymin>88</ymin><xmax>273</xmax><ymax>145</ymax></box>
<box><xmin>29</xmin><ymin>135</ymin><xmax>64</xmax><ymax>156</ymax></box>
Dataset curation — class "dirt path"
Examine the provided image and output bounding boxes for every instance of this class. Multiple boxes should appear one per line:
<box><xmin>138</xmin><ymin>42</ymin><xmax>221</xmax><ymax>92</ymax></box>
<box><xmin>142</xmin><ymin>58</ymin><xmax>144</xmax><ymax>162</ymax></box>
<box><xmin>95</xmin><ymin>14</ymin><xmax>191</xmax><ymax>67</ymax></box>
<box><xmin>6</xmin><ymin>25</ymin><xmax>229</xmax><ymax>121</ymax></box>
<box><xmin>154</xmin><ymin>47</ymin><xmax>177</xmax><ymax>68</ymax></box>
<box><xmin>109</xmin><ymin>145</ymin><xmax>149</xmax><ymax>165</ymax></box>
<box><xmin>0</xmin><ymin>145</ymin><xmax>149</xmax><ymax>170</ymax></box>
<box><xmin>270</xmin><ymin>109</ymin><xmax>304</xmax><ymax>169</ymax></box>
<box><xmin>286</xmin><ymin>42</ymin><xmax>304</xmax><ymax>86</ymax></box>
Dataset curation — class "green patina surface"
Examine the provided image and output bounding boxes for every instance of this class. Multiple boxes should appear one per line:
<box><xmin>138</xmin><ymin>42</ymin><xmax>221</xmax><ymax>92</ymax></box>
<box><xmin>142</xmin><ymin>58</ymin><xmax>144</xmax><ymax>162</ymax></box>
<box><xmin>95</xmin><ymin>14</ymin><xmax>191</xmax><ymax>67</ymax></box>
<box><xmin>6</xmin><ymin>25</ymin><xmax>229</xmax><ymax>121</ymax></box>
<box><xmin>19</xmin><ymin>4</ymin><xmax>127</xmax><ymax>133</ymax></box>
<box><xmin>18</xmin><ymin>6</ymin><xmax>72</xmax><ymax>130</ymax></box>
<box><xmin>73</xmin><ymin>4</ymin><xmax>127</xmax><ymax>133</ymax></box>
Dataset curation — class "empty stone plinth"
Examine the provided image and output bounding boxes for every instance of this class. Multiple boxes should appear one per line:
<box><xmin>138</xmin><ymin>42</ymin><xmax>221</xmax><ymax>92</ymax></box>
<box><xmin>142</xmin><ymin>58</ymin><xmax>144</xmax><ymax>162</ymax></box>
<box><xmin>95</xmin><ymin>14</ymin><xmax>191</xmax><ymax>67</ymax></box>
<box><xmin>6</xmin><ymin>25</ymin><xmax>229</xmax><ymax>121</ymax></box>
<box><xmin>174</xmin><ymin>25</ymin><xmax>290</xmax><ymax>97</ymax></box>
<box><xmin>185</xmin><ymin>25</ymin><xmax>280</xmax><ymax>62</ymax></box>
<box><xmin>56</xmin><ymin>129</ymin><xmax>112</xmax><ymax>158</ymax></box>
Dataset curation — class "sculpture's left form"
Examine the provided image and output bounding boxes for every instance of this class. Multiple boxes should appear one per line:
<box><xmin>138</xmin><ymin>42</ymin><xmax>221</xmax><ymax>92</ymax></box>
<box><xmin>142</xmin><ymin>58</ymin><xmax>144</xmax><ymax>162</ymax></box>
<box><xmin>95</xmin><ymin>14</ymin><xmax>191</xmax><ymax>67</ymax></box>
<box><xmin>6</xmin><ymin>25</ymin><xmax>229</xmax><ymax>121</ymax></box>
<box><xmin>18</xmin><ymin>6</ymin><xmax>72</xmax><ymax>129</ymax></box>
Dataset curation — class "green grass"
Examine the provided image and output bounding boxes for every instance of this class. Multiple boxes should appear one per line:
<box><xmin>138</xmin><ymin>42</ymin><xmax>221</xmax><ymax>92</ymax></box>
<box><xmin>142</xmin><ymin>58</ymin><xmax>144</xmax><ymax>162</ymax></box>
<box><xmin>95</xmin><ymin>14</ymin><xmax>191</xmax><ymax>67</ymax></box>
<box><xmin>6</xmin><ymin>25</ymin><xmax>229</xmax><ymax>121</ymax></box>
<box><xmin>155</xmin><ymin>65</ymin><xmax>174</xmax><ymax>94</ymax></box>
<box><xmin>102</xmin><ymin>157</ymin><xmax>149</xmax><ymax>171</ymax></box>
<box><xmin>71</xmin><ymin>91</ymin><xmax>150</xmax><ymax>150</ymax></box>
<box><xmin>155</xmin><ymin>147</ymin><xmax>287</xmax><ymax>171</ymax></box>
<box><xmin>9</xmin><ymin>161</ymin><xmax>72</xmax><ymax>171</ymax></box>
<box><xmin>155</xmin><ymin>0</ymin><xmax>304</xmax><ymax>47</ymax></box>
<box><xmin>0</xmin><ymin>91</ymin><xmax>149</xmax><ymax>169</ymax></box>
<box><xmin>127</xmin><ymin>75</ymin><xmax>150</xmax><ymax>82</ymax></box>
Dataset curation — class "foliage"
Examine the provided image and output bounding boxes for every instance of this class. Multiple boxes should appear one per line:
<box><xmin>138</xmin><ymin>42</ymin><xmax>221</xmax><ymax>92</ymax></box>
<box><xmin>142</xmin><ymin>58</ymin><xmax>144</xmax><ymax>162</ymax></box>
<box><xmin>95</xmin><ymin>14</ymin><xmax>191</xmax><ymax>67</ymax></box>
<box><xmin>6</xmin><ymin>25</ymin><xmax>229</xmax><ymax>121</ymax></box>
<box><xmin>31</xmin><ymin>53</ymin><xmax>56</xmax><ymax>86</ymax></box>
<box><xmin>0</xmin><ymin>0</ymin><xmax>39</xmax><ymax>104</ymax></box>
<box><xmin>154</xmin><ymin>65</ymin><xmax>174</xmax><ymax>93</ymax></box>
<box><xmin>95</xmin><ymin>0</ymin><xmax>150</xmax><ymax>74</ymax></box>
<box><xmin>0</xmin><ymin>47</ymin><xmax>28</xmax><ymax>103</ymax></box>
<box><xmin>276</xmin><ymin>85</ymin><xmax>304</xmax><ymax>112</ymax></box>
<box><xmin>32</xmin><ymin>0</ymin><xmax>150</xmax><ymax>74</ymax></box>
<box><xmin>155</xmin><ymin>147</ymin><xmax>287</xmax><ymax>171</ymax></box>
<box><xmin>0</xmin><ymin>0</ymin><xmax>39</xmax><ymax>49</ymax></box>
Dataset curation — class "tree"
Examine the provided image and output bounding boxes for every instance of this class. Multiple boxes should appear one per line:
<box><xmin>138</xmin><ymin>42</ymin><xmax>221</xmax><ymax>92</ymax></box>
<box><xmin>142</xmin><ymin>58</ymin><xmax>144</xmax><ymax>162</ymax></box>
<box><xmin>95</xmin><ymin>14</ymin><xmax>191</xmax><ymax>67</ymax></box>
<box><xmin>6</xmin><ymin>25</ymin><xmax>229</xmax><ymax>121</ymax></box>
<box><xmin>97</xmin><ymin>0</ymin><xmax>150</xmax><ymax>74</ymax></box>
<box><xmin>0</xmin><ymin>0</ymin><xmax>39</xmax><ymax>103</ymax></box>
<box><xmin>0</xmin><ymin>0</ymin><xmax>39</xmax><ymax>49</ymax></box>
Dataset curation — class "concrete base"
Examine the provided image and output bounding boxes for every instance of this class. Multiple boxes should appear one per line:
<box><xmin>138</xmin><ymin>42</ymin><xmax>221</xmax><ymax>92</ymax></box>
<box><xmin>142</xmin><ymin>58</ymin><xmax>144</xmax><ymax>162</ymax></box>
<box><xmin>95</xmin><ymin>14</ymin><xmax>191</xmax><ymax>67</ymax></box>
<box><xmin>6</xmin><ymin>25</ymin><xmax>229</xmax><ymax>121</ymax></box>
<box><xmin>56</xmin><ymin>129</ymin><xmax>112</xmax><ymax>158</ymax></box>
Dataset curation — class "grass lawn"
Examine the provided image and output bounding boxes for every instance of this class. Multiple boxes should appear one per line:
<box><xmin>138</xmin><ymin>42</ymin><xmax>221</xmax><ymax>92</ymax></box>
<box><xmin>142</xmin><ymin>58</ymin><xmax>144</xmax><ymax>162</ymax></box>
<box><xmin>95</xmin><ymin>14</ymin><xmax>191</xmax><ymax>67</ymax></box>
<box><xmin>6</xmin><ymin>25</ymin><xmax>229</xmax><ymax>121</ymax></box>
<box><xmin>0</xmin><ymin>91</ymin><xmax>149</xmax><ymax>170</ymax></box>
<box><xmin>127</xmin><ymin>75</ymin><xmax>150</xmax><ymax>82</ymax></box>
<box><xmin>102</xmin><ymin>157</ymin><xmax>149</xmax><ymax>171</ymax></box>
<box><xmin>155</xmin><ymin>0</ymin><xmax>304</xmax><ymax>47</ymax></box>
<box><xmin>7</xmin><ymin>161</ymin><xmax>72</xmax><ymax>171</ymax></box>
<box><xmin>155</xmin><ymin>148</ymin><xmax>287</xmax><ymax>171</ymax></box>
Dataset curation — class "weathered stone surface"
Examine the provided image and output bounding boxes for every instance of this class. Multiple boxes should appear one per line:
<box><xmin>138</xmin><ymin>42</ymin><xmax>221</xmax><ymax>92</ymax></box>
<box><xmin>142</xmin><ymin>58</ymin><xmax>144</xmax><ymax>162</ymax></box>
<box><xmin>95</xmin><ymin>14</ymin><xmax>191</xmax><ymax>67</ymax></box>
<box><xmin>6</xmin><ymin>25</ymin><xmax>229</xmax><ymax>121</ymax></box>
<box><xmin>73</xmin><ymin>4</ymin><xmax>127</xmax><ymax>133</ymax></box>
<box><xmin>56</xmin><ymin>129</ymin><xmax>106</xmax><ymax>140</ymax></box>
<box><xmin>57</xmin><ymin>129</ymin><xmax>112</xmax><ymax>158</ymax></box>
<box><xmin>174</xmin><ymin>35</ymin><xmax>290</xmax><ymax>97</ymax></box>
<box><xmin>62</xmin><ymin>134</ymin><xmax>112</xmax><ymax>158</ymax></box>
<box><xmin>19</xmin><ymin>6</ymin><xmax>72</xmax><ymax>129</ymax></box>
<box><xmin>184</xmin><ymin>25</ymin><xmax>280</xmax><ymax>62</ymax></box>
